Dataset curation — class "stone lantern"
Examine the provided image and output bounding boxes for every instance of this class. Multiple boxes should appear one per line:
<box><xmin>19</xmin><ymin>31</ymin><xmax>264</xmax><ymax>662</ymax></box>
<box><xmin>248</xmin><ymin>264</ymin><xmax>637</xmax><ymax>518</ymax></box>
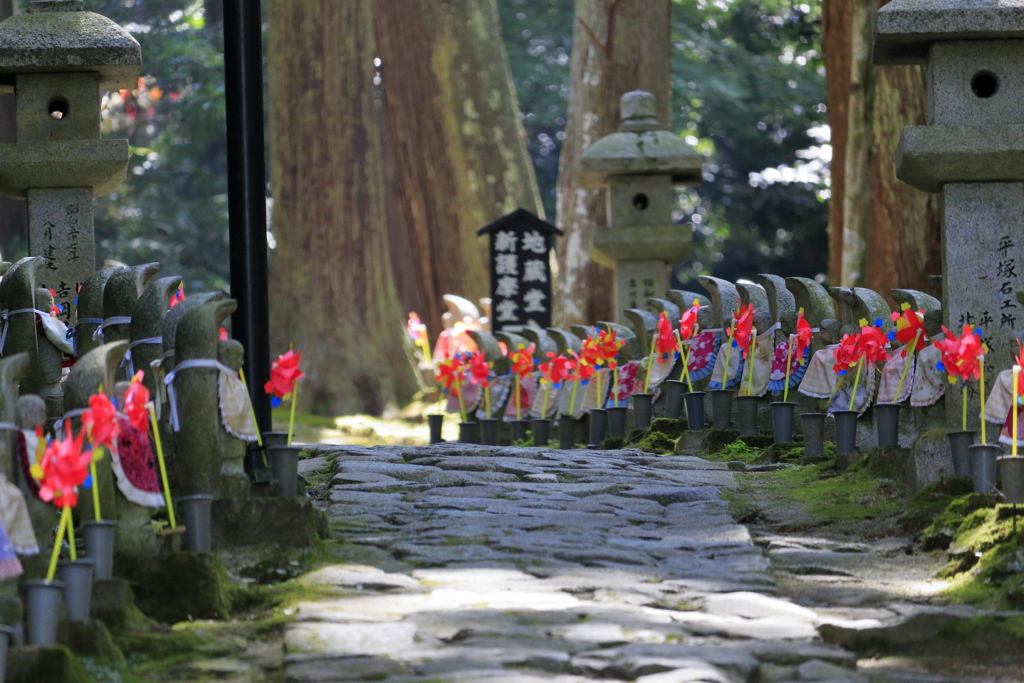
<box><xmin>875</xmin><ymin>0</ymin><xmax>1024</xmax><ymax>426</ymax></box>
<box><xmin>0</xmin><ymin>0</ymin><xmax>141</xmax><ymax>321</ymax></box>
<box><xmin>580</xmin><ymin>91</ymin><xmax>702</xmax><ymax>321</ymax></box>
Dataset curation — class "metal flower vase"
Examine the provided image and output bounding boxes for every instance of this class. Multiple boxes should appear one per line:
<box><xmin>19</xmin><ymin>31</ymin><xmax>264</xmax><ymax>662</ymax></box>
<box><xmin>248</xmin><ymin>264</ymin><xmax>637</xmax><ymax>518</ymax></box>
<box><xmin>947</xmin><ymin>431</ymin><xmax>975</xmax><ymax>478</ymax></box>
<box><xmin>771</xmin><ymin>402</ymin><xmax>797</xmax><ymax>443</ymax></box>
<box><xmin>735</xmin><ymin>396</ymin><xmax>759</xmax><ymax>436</ymax></box>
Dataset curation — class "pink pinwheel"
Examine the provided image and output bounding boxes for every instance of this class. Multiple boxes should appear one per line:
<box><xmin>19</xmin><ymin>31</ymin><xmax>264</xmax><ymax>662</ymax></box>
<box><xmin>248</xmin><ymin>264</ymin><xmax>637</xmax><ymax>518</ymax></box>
<box><xmin>265</xmin><ymin>349</ymin><xmax>304</xmax><ymax>400</ymax></box>
<box><xmin>124</xmin><ymin>370</ymin><xmax>151</xmax><ymax>431</ymax></box>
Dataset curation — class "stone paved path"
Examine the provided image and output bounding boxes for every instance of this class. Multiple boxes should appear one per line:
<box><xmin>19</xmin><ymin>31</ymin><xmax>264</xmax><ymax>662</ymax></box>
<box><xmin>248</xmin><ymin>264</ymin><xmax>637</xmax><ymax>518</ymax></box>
<box><xmin>283</xmin><ymin>444</ymin><xmax>957</xmax><ymax>683</ymax></box>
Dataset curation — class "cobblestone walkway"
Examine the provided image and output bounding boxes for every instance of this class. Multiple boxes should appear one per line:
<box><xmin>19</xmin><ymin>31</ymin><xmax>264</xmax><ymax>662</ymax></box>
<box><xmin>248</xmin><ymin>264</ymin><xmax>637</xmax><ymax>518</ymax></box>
<box><xmin>284</xmin><ymin>444</ymin><xmax>954</xmax><ymax>683</ymax></box>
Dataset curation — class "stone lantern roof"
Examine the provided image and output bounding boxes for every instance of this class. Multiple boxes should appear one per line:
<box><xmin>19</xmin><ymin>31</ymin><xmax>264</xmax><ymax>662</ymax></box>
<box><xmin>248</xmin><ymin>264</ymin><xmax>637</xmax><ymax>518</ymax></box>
<box><xmin>0</xmin><ymin>0</ymin><xmax>141</xmax><ymax>93</ymax></box>
<box><xmin>875</xmin><ymin>0</ymin><xmax>1024</xmax><ymax>64</ymax></box>
<box><xmin>580</xmin><ymin>91</ymin><xmax>702</xmax><ymax>189</ymax></box>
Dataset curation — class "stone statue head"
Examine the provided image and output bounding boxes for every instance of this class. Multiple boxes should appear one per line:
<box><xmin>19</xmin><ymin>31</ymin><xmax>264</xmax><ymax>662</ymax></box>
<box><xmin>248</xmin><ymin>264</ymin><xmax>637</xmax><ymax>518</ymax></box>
<box><xmin>779</xmin><ymin>310</ymin><xmax>797</xmax><ymax>337</ymax></box>
<box><xmin>15</xmin><ymin>394</ymin><xmax>45</xmax><ymax>430</ymax></box>
<box><xmin>923</xmin><ymin>310</ymin><xmax>943</xmax><ymax>339</ymax></box>
<box><xmin>819</xmin><ymin>319</ymin><xmax>841</xmax><ymax>346</ymax></box>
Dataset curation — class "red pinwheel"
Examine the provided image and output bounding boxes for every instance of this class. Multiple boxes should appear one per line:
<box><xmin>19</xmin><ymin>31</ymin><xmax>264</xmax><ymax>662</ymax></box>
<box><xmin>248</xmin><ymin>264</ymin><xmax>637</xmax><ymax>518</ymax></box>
<box><xmin>124</xmin><ymin>370</ymin><xmax>151</xmax><ymax>431</ymax></box>
<box><xmin>858</xmin><ymin>321</ymin><xmax>891</xmax><ymax>365</ymax></box>
<box><xmin>597</xmin><ymin>329</ymin><xmax>625</xmax><ymax>369</ymax></box>
<box><xmin>934</xmin><ymin>325</ymin><xmax>984</xmax><ymax>383</ymax></box>
<box><xmin>794</xmin><ymin>309</ymin><xmax>813</xmax><ymax>363</ymax></box>
<box><xmin>264</xmin><ymin>349</ymin><xmax>304</xmax><ymax>400</ymax></box>
<box><xmin>510</xmin><ymin>346</ymin><xmax>536</xmax><ymax>378</ymax></box>
<box><xmin>679</xmin><ymin>301</ymin><xmax>700</xmax><ymax>343</ymax></box>
<box><xmin>728</xmin><ymin>304</ymin><xmax>756</xmax><ymax>358</ymax></box>
<box><xmin>890</xmin><ymin>304</ymin><xmax>927</xmax><ymax>357</ymax></box>
<box><xmin>36</xmin><ymin>426</ymin><xmax>90</xmax><ymax>509</ymax></box>
<box><xmin>434</xmin><ymin>356</ymin><xmax>464</xmax><ymax>395</ymax></box>
<box><xmin>654</xmin><ymin>312</ymin><xmax>676</xmax><ymax>359</ymax></box>
<box><xmin>83</xmin><ymin>393</ymin><xmax>118</xmax><ymax>448</ymax></box>
<box><xmin>539</xmin><ymin>352</ymin><xmax>572</xmax><ymax>387</ymax></box>
<box><xmin>467</xmin><ymin>351</ymin><xmax>491</xmax><ymax>388</ymax></box>
<box><xmin>579</xmin><ymin>333</ymin><xmax>602</xmax><ymax>368</ymax></box>
<box><xmin>832</xmin><ymin>333</ymin><xmax>861</xmax><ymax>375</ymax></box>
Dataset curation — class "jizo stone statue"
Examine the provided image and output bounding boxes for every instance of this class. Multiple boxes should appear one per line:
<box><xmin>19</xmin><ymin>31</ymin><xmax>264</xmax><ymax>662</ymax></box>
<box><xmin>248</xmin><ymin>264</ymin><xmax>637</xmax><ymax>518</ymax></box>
<box><xmin>580</xmin><ymin>91</ymin><xmax>703</xmax><ymax>322</ymax></box>
<box><xmin>875</xmin><ymin>0</ymin><xmax>1024</xmax><ymax>429</ymax></box>
<box><xmin>0</xmin><ymin>0</ymin><xmax>140</xmax><ymax>324</ymax></box>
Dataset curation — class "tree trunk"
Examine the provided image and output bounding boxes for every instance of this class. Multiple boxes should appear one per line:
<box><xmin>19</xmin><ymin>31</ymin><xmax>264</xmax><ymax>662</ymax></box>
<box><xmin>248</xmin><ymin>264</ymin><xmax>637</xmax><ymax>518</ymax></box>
<box><xmin>839</xmin><ymin>0</ymin><xmax>874</xmax><ymax>288</ymax></box>
<box><xmin>824</xmin><ymin>0</ymin><xmax>940</xmax><ymax>296</ymax></box>
<box><xmin>0</xmin><ymin>0</ymin><xmax>26</xmax><ymax>264</ymax></box>
<box><xmin>822</xmin><ymin>0</ymin><xmax>852</xmax><ymax>285</ymax></box>
<box><xmin>267</xmin><ymin>0</ymin><xmax>414</xmax><ymax>415</ymax></box>
<box><xmin>862</xmin><ymin>64</ymin><xmax>940</xmax><ymax>302</ymax></box>
<box><xmin>553</xmin><ymin>0</ymin><xmax>672</xmax><ymax>328</ymax></box>
<box><xmin>373</xmin><ymin>0</ymin><xmax>542</xmax><ymax>340</ymax></box>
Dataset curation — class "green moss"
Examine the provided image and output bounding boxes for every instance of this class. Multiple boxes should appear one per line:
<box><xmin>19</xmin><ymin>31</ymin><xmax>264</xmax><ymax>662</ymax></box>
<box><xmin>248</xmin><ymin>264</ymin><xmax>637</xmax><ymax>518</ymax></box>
<box><xmin>705</xmin><ymin>439</ymin><xmax>761</xmax><ymax>464</ymax></box>
<box><xmin>6</xmin><ymin>644</ymin><xmax>91</xmax><ymax>683</ymax></box>
<box><xmin>116</xmin><ymin>551</ymin><xmax>233</xmax><ymax>623</ymax></box>
<box><xmin>919</xmin><ymin>492</ymin><xmax>1024</xmax><ymax>609</ymax></box>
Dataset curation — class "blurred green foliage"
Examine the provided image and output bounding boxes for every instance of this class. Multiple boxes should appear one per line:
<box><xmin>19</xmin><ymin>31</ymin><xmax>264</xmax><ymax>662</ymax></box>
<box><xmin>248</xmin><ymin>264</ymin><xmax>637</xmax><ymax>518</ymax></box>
<box><xmin>4</xmin><ymin>0</ymin><xmax>827</xmax><ymax>297</ymax></box>
<box><xmin>87</xmin><ymin>0</ymin><xmax>230</xmax><ymax>293</ymax></box>
<box><xmin>501</xmin><ymin>0</ymin><xmax>830</xmax><ymax>291</ymax></box>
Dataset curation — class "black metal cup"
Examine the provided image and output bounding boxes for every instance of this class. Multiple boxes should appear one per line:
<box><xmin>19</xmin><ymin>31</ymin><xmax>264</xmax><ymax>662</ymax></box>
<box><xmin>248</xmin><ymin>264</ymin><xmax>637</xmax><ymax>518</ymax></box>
<box><xmin>531</xmin><ymin>419</ymin><xmax>551</xmax><ymax>446</ymax></box>
<box><xmin>588</xmin><ymin>409</ymin><xmax>608</xmax><ymax>448</ymax></box>
<box><xmin>833</xmin><ymin>410</ymin><xmax>858</xmax><ymax>455</ymax></box>
<box><xmin>684</xmin><ymin>392</ymin><xmax>706</xmax><ymax>431</ymax></box>
<box><xmin>664</xmin><ymin>380</ymin><xmax>685</xmax><ymax>419</ymax></box>
<box><xmin>428</xmin><ymin>414</ymin><xmax>444</xmax><ymax>444</ymax></box>
<box><xmin>509</xmin><ymin>420</ymin><xmax>529</xmax><ymax>444</ymax></box>
<box><xmin>557</xmin><ymin>418</ymin><xmax>576</xmax><ymax>449</ymax></box>
<box><xmin>607</xmin><ymin>407</ymin><xmax>627</xmax><ymax>438</ymax></box>
<box><xmin>771</xmin><ymin>402</ymin><xmax>797</xmax><ymax>443</ymax></box>
<box><xmin>458</xmin><ymin>421</ymin><xmax>478</xmax><ymax>444</ymax></box>
<box><xmin>480</xmin><ymin>419</ymin><xmax>499</xmax><ymax>446</ymax></box>
<box><xmin>711</xmin><ymin>390</ymin><xmax>733</xmax><ymax>430</ymax></box>
<box><xmin>736</xmin><ymin>396</ymin><xmax>759</xmax><ymax>436</ymax></box>
<box><xmin>948</xmin><ymin>430</ymin><xmax>975</xmax><ymax>478</ymax></box>
<box><xmin>970</xmin><ymin>444</ymin><xmax>1000</xmax><ymax>493</ymax></box>
<box><xmin>633</xmin><ymin>393</ymin><xmax>654</xmax><ymax>431</ymax></box>
<box><xmin>875</xmin><ymin>403</ymin><xmax>902</xmax><ymax>448</ymax></box>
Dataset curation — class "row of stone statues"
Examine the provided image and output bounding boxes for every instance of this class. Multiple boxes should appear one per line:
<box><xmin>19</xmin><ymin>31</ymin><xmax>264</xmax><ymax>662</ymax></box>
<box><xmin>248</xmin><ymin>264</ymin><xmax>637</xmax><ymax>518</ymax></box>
<box><xmin>455</xmin><ymin>274</ymin><xmax>949</xmax><ymax>444</ymax></box>
<box><xmin>0</xmin><ymin>256</ymin><xmax>254</xmax><ymax>564</ymax></box>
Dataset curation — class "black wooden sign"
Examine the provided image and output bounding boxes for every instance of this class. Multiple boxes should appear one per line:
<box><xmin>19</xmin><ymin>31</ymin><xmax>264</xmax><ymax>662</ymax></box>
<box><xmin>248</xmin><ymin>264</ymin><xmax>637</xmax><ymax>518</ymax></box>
<box><xmin>477</xmin><ymin>208</ymin><xmax>563</xmax><ymax>332</ymax></box>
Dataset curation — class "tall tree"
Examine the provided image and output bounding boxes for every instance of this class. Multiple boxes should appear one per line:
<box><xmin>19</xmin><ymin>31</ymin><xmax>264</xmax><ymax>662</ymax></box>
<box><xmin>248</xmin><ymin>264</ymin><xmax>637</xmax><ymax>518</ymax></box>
<box><xmin>553</xmin><ymin>0</ymin><xmax>672</xmax><ymax>327</ymax></box>
<box><xmin>823</xmin><ymin>0</ymin><xmax>939</xmax><ymax>297</ymax></box>
<box><xmin>374</xmin><ymin>0</ymin><xmax>543</xmax><ymax>339</ymax></box>
<box><xmin>267</xmin><ymin>0</ymin><xmax>414</xmax><ymax>415</ymax></box>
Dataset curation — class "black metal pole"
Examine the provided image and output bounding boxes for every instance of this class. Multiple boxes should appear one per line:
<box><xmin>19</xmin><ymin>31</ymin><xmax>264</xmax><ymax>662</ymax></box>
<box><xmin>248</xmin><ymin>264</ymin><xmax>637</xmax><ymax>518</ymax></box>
<box><xmin>223</xmin><ymin>0</ymin><xmax>271</xmax><ymax>434</ymax></box>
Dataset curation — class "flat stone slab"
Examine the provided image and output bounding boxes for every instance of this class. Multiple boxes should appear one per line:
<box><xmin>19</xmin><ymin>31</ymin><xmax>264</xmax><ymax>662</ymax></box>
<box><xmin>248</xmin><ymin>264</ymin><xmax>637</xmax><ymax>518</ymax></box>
<box><xmin>289</xmin><ymin>444</ymin><xmax>888</xmax><ymax>682</ymax></box>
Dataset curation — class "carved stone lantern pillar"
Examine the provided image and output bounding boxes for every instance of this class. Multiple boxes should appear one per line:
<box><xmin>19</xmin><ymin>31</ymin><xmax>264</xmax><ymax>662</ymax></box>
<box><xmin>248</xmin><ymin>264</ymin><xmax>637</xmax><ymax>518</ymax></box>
<box><xmin>580</xmin><ymin>91</ymin><xmax>702</xmax><ymax>322</ymax></box>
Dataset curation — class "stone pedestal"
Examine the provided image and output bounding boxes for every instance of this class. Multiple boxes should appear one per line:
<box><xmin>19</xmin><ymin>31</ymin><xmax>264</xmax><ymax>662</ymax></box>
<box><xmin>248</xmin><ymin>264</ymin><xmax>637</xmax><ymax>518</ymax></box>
<box><xmin>877</xmin><ymin>0</ymin><xmax>1024</xmax><ymax>431</ymax></box>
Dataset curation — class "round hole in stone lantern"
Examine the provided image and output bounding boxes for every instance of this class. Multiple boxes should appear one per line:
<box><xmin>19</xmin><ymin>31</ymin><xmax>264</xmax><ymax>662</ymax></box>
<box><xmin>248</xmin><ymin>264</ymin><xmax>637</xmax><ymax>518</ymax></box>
<box><xmin>632</xmin><ymin>193</ymin><xmax>649</xmax><ymax>211</ymax></box>
<box><xmin>48</xmin><ymin>96</ymin><xmax>69</xmax><ymax>120</ymax></box>
<box><xmin>971</xmin><ymin>71</ymin><xmax>998</xmax><ymax>98</ymax></box>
